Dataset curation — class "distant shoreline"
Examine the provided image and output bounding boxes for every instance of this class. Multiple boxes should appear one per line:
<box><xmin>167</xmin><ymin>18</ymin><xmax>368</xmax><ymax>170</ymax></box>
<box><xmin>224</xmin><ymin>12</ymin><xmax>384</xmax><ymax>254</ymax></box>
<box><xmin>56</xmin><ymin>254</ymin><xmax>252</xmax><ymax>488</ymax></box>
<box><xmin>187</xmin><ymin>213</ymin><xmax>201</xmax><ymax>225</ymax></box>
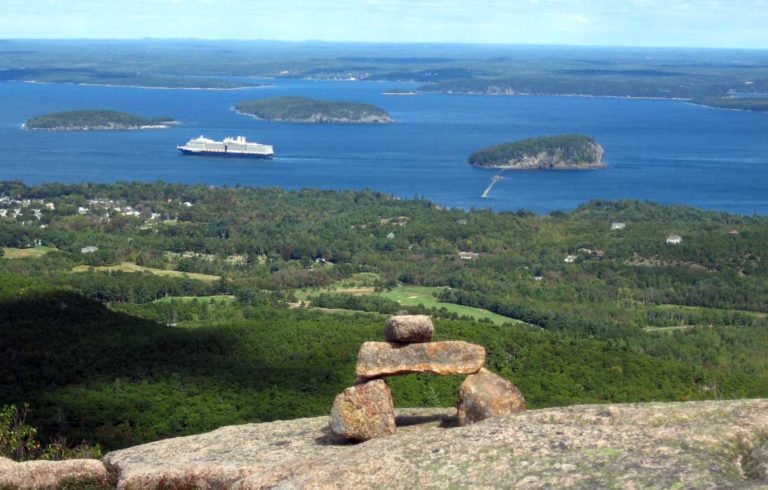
<box><xmin>22</xmin><ymin>80</ymin><xmax>265</xmax><ymax>91</ymax></box>
<box><xmin>21</xmin><ymin>122</ymin><xmax>175</xmax><ymax>131</ymax></box>
<box><xmin>418</xmin><ymin>89</ymin><xmax>691</xmax><ymax>102</ymax></box>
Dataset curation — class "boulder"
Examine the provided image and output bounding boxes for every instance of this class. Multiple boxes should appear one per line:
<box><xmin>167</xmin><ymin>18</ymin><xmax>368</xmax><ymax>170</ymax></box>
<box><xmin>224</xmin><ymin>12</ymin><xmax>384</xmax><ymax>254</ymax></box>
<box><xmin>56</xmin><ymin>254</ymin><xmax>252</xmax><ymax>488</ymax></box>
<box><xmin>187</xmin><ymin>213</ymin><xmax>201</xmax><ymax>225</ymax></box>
<box><xmin>457</xmin><ymin>368</ymin><xmax>526</xmax><ymax>426</ymax></box>
<box><xmin>330</xmin><ymin>379</ymin><xmax>396</xmax><ymax>441</ymax></box>
<box><xmin>0</xmin><ymin>457</ymin><xmax>110</xmax><ymax>489</ymax></box>
<box><xmin>384</xmin><ymin>315</ymin><xmax>434</xmax><ymax>343</ymax></box>
<box><xmin>356</xmin><ymin>341</ymin><xmax>485</xmax><ymax>378</ymax></box>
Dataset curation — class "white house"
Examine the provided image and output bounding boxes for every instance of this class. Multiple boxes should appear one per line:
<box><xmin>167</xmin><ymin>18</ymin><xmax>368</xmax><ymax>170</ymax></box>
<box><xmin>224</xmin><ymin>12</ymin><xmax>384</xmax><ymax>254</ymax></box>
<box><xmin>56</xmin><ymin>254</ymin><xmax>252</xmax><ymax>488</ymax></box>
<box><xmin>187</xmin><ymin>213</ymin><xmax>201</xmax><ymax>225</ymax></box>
<box><xmin>564</xmin><ymin>255</ymin><xmax>577</xmax><ymax>263</ymax></box>
<box><xmin>77</xmin><ymin>207</ymin><xmax>88</xmax><ymax>215</ymax></box>
<box><xmin>611</xmin><ymin>222</ymin><xmax>626</xmax><ymax>230</ymax></box>
<box><xmin>458</xmin><ymin>251</ymin><xmax>480</xmax><ymax>261</ymax></box>
<box><xmin>666</xmin><ymin>235</ymin><xmax>682</xmax><ymax>245</ymax></box>
<box><xmin>81</xmin><ymin>246</ymin><xmax>99</xmax><ymax>254</ymax></box>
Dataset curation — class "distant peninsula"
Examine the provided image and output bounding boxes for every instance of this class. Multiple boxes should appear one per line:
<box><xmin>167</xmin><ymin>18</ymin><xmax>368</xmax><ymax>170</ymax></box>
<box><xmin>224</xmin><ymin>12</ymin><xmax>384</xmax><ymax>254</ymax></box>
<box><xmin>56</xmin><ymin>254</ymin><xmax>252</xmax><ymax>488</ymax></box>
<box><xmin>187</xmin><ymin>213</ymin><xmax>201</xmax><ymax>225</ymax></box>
<box><xmin>468</xmin><ymin>135</ymin><xmax>606</xmax><ymax>170</ymax></box>
<box><xmin>382</xmin><ymin>88</ymin><xmax>418</xmax><ymax>96</ymax></box>
<box><xmin>233</xmin><ymin>97</ymin><xmax>393</xmax><ymax>124</ymax></box>
<box><xmin>23</xmin><ymin>110</ymin><xmax>176</xmax><ymax>131</ymax></box>
<box><xmin>694</xmin><ymin>97</ymin><xmax>768</xmax><ymax>113</ymax></box>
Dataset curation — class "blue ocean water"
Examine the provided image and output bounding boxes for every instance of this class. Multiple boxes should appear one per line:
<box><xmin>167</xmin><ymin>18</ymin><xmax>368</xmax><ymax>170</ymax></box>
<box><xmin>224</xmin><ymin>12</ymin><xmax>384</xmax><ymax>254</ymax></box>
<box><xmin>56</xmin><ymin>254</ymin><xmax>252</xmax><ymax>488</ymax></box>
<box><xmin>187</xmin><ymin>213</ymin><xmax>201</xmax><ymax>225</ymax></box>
<box><xmin>1</xmin><ymin>79</ymin><xmax>767</xmax><ymax>214</ymax></box>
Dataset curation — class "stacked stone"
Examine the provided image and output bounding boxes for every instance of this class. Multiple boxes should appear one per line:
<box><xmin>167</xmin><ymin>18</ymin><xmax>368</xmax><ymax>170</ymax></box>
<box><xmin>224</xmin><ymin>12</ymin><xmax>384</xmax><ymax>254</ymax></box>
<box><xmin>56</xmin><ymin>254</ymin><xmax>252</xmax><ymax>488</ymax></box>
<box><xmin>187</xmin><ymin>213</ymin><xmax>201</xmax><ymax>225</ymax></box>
<box><xmin>330</xmin><ymin>315</ymin><xmax>526</xmax><ymax>442</ymax></box>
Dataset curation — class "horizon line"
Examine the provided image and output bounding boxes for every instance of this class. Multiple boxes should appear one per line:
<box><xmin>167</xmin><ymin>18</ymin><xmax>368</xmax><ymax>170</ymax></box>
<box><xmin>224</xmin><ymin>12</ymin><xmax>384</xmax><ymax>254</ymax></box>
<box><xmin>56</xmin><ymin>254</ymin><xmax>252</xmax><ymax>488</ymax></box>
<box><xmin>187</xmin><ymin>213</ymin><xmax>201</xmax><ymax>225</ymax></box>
<box><xmin>2</xmin><ymin>38</ymin><xmax>768</xmax><ymax>52</ymax></box>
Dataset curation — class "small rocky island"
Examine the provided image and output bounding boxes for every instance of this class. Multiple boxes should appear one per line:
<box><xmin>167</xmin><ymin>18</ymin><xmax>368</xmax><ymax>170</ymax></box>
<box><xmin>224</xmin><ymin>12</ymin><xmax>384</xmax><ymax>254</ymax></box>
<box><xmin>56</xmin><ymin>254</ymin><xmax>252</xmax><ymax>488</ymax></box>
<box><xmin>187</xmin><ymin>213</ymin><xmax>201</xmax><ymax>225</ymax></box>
<box><xmin>233</xmin><ymin>96</ymin><xmax>393</xmax><ymax>124</ymax></box>
<box><xmin>23</xmin><ymin>110</ymin><xmax>176</xmax><ymax>131</ymax></box>
<box><xmin>468</xmin><ymin>134</ymin><xmax>606</xmax><ymax>170</ymax></box>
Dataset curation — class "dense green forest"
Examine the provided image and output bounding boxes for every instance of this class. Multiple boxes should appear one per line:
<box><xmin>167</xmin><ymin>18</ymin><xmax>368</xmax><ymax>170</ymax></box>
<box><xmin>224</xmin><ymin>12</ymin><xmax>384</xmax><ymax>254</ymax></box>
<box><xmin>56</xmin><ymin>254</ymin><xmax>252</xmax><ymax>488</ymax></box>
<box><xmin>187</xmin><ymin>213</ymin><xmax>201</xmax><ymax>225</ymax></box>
<box><xmin>23</xmin><ymin>110</ymin><xmax>174</xmax><ymax>130</ymax></box>
<box><xmin>3</xmin><ymin>40</ymin><xmax>767</xmax><ymax>100</ymax></box>
<box><xmin>234</xmin><ymin>97</ymin><xmax>393</xmax><ymax>123</ymax></box>
<box><xmin>468</xmin><ymin>135</ymin><xmax>604</xmax><ymax>169</ymax></box>
<box><xmin>2</xmin><ymin>181</ymin><xmax>768</xmax><ymax>451</ymax></box>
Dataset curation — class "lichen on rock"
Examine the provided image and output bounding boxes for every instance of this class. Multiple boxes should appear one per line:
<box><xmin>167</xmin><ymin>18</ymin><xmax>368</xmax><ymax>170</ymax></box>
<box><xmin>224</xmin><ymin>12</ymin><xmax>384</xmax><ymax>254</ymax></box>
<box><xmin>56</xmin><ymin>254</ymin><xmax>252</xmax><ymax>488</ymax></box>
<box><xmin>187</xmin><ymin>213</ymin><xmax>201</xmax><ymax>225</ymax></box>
<box><xmin>330</xmin><ymin>379</ymin><xmax>396</xmax><ymax>442</ymax></box>
<box><xmin>384</xmin><ymin>314</ymin><xmax>434</xmax><ymax>343</ymax></box>
<box><xmin>355</xmin><ymin>341</ymin><xmax>486</xmax><ymax>378</ymax></box>
<box><xmin>457</xmin><ymin>367</ymin><xmax>526</xmax><ymax>426</ymax></box>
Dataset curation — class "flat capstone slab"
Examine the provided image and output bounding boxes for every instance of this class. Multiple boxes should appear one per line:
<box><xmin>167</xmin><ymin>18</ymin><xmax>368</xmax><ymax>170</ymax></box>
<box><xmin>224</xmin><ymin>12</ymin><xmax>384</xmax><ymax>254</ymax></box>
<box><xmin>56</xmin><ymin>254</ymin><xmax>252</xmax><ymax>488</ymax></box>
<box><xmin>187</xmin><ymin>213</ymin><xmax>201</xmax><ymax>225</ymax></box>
<box><xmin>356</xmin><ymin>341</ymin><xmax>485</xmax><ymax>378</ymax></box>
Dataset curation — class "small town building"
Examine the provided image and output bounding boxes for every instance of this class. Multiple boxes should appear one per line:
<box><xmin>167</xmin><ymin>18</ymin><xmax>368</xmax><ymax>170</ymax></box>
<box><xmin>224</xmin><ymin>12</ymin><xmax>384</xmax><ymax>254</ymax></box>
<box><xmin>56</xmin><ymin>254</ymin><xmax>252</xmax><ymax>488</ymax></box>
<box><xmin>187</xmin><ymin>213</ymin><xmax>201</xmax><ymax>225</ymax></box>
<box><xmin>564</xmin><ymin>255</ymin><xmax>577</xmax><ymax>263</ymax></box>
<box><xmin>81</xmin><ymin>246</ymin><xmax>99</xmax><ymax>254</ymax></box>
<box><xmin>666</xmin><ymin>235</ymin><xmax>682</xmax><ymax>245</ymax></box>
<box><xmin>611</xmin><ymin>222</ymin><xmax>626</xmax><ymax>230</ymax></box>
<box><xmin>458</xmin><ymin>251</ymin><xmax>480</xmax><ymax>261</ymax></box>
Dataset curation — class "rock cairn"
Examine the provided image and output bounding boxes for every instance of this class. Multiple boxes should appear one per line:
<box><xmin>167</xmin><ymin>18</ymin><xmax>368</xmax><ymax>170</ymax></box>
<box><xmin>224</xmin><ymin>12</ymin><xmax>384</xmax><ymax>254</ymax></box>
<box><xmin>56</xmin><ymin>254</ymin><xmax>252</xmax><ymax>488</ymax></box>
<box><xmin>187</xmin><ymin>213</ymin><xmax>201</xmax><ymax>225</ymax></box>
<box><xmin>330</xmin><ymin>314</ymin><xmax>526</xmax><ymax>441</ymax></box>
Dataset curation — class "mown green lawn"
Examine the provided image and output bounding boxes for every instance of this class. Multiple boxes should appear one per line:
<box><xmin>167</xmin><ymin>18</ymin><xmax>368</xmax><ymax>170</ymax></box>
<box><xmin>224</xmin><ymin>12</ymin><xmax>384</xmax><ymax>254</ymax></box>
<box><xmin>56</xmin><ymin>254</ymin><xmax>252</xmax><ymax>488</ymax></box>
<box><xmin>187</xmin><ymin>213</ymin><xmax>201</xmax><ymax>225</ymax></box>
<box><xmin>72</xmin><ymin>262</ymin><xmax>221</xmax><ymax>283</ymax></box>
<box><xmin>378</xmin><ymin>285</ymin><xmax>522</xmax><ymax>325</ymax></box>
<box><xmin>2</xmin><ymin>246</ymin><xmax>58</xmax><ymax>259</ymax></box>
<box><xmin>296</xmin><ymin>276</ymin><xmax>520</xmax><ymax>325</ymax></box>
<box><xmin>154</xmin><ymin>295</ymin><xmax>236</xmax><ymax>304</ymax></box>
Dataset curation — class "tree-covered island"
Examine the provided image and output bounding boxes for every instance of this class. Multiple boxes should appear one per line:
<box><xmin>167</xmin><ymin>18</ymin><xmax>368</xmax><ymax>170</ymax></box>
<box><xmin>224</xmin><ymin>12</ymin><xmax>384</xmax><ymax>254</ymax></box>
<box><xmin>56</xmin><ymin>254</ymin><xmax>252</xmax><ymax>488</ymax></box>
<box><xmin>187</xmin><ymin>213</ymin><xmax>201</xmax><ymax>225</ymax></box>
<box><xmin>233</xmin><ymin>96</ymin><xmax>393</xmax><ymax>123</ymax></box>
<box><xmin>468</xmin><ymin>135</ymin><xmax>606</xmax><ymax>170</ymax></box>
<box><xmin>23</xmin><ymin>110</ymin><xmax>177</xmax><ymax>131</ymax></box>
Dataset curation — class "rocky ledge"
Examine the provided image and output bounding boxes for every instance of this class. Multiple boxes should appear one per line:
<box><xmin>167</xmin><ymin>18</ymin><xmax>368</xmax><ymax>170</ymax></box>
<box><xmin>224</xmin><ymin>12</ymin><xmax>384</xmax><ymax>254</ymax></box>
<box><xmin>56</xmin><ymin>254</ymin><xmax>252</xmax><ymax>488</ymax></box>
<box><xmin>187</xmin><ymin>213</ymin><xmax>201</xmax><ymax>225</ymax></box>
<box><xmin>14</xmin><ymin>399</ymin><xmax>747</xmax><ymax>488</ymax></box>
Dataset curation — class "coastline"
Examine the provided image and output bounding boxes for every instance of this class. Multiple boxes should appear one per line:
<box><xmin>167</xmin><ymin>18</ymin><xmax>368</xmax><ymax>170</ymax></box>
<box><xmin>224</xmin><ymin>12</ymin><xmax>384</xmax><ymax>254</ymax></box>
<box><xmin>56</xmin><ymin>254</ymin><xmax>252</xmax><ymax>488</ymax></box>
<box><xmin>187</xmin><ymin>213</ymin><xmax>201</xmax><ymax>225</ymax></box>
<box><xmin>231</xmin><ymin>107</ymin><xmax>393</xmax><ymax>124</ymax></box>
<box><xmin>687</xmin><ymin>101</ymin><xmax>768</xmax><ymax>114</ymax></box>
<box><xmin>22</xmin><ymin>80</ymin><xmax>265</xmax><ymax>91</ymax></box>
<box><xmin>21</xmin><ymin>122</ymin><xmax>176</xmax><ymax>131</ymax></box>
<box><xmin>418</xmin><ymin>89</ymin><xmax>692</xmax><ymax>102</ymax></box>
<box><xmin>471</xmin><ymin>162</ymin><xmax>607</xmax><ymax>171</ymax></box>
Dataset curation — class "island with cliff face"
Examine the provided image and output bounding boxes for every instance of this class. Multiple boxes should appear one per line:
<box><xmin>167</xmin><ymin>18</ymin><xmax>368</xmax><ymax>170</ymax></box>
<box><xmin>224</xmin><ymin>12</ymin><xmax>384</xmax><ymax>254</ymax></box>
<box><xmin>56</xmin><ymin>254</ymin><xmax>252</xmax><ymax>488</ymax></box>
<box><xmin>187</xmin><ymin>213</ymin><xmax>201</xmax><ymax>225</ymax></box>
<box><xmin>233</xmin><ymin>96</ymin><xmax>393</xmax><ymax>124</ymax></box>
<box><xmin>468</xmin><ymin>135</ymin><xmax>606</xmax><ymax>170</ymax></box>
<box><xmin>23</xmin><ymin>110</ymin><xmax>176</xmax><ymax>131</ymax></box>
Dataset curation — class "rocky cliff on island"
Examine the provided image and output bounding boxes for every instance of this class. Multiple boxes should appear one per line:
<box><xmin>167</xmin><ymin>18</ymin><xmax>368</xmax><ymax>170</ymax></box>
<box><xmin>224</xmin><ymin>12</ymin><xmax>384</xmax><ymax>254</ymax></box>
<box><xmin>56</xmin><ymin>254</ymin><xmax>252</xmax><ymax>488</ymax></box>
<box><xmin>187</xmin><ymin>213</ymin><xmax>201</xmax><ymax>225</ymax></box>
<box><xmin>469</xmin><ymin>134</ymin><xmax>606</xmax><ymax>170</ymax></box>
<box><xmin>23</xmin><ymin>110</ymin><xmax>176</xmax><ymax>131</ymax></box>
<box><xmin>233</xmin><ymin>96</ymin><xmax>393</xmax><ymax>124</ymax></box>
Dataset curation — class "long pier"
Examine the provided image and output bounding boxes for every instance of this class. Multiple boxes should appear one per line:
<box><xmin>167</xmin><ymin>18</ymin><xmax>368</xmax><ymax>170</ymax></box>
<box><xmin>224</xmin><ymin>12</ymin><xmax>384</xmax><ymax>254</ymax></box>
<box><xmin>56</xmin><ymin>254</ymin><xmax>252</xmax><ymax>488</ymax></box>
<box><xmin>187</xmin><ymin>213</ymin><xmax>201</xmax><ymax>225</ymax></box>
<box><xmin>481</xmin><ymin>175</ymin><xmax>505</xmax><ymax>198</ymax></box>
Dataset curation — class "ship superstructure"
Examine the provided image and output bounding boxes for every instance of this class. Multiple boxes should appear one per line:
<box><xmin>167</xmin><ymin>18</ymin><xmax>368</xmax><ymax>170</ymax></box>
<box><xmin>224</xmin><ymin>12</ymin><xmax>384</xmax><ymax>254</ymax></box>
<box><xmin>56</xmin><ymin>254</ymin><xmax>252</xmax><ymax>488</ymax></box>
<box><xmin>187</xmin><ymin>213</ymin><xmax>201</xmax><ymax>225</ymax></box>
<box><xmin>177</xmin><ymin>135</ymin><xmax>274</xmax><ymax>159</ymax></box>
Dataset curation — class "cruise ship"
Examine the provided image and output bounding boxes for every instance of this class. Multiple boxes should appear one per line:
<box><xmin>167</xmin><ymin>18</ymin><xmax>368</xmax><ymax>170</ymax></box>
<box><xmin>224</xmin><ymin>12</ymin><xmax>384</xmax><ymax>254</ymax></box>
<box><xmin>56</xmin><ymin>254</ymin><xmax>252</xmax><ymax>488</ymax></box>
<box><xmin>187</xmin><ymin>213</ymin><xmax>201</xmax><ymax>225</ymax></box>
<box><xmin>177</xmin><ymin>135</ymin><xmax>274</xmax><ymax>159</ymax></box>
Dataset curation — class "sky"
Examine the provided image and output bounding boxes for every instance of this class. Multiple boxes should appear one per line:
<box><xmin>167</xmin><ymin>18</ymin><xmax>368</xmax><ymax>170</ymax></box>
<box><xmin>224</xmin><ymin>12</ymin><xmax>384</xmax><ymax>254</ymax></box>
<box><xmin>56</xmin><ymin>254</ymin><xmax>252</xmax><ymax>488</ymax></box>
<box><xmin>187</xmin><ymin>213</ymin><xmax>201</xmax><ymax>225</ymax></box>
<box><xmin>1</xmin><ymin>0</ymin><xmax>767</xmax><ymax>49</ymax></box>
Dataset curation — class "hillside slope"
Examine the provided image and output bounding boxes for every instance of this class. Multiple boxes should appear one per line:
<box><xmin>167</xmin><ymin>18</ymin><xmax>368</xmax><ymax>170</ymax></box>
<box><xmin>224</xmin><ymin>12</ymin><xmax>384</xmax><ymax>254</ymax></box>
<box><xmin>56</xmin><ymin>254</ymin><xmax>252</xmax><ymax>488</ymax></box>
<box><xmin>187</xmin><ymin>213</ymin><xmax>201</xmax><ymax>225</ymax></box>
<box><xmin>103</xmin><ymin>400</ymin><xmax>768</xmax><ymax>489</ymax></box>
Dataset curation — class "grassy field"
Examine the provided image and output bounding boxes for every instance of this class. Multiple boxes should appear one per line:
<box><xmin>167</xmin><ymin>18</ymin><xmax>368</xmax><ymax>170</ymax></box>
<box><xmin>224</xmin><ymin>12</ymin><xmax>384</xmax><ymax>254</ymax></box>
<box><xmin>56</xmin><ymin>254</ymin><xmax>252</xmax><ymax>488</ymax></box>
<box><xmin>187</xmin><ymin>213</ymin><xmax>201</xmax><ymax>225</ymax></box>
<box><xmin>2</xmin><ymin>246</ymin><xmax>57</xmax><ymax>259</ymax></box>
<box><xmin>154</xmin><ymin>295</ymin><xmax>236</xmax><ymax>304</ymax></box>
<box><xmin>378</xmin><ymin>285</ymin><xmax>522</xmax><ymax>325</ymax></box>
<box><xmin>655</xmin><ymin>303</ymin><xmax>767</xmax><ymax>318</ymax></box>
<box><xmin>72</xmin><ymin>262</ymin><xmax>221</xmax><ymax>283</ymax></box>
<box><xmin>296</xmin><ymin>279</ymin><xmax>521</xmax><ymax>325</ymax></box>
